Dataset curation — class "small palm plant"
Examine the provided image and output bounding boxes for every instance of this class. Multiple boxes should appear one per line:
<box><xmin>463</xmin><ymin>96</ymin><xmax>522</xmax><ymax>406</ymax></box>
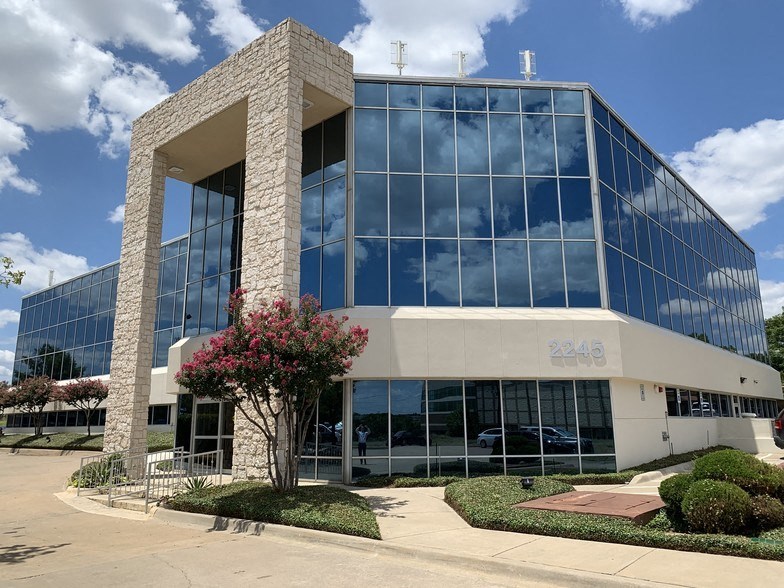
<box><xmin>183</xmin><ymin>476</ymin><xmax>213</xmax><ymax>491</ymax></box>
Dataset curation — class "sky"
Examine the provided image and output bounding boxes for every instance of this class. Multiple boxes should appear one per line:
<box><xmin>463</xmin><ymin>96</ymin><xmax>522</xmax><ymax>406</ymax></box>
<box><xmin>1</xmin><ymin>0</ymin><xmax>784</xmax><ymax>380</ymax></box>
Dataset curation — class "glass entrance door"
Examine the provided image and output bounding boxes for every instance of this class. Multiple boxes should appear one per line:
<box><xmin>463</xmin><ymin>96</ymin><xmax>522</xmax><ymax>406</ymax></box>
<box><xmin>192</xmin><ymin>399</ymin><xmax>234</xmax><ymax>471</ymax></box>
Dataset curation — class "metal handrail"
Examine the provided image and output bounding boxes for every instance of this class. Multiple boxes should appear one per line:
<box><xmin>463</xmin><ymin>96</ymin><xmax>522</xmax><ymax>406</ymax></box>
<box><xmin>105</xmin><ymin>447</ymin><xmax>185</xmax><ymax>506</ymax></box>
<box><xmin>144</xmin><ymin>449</ymin><xmax>224</xmax><ymax>512</ymax></box>
<box><xmin>75</xmin><ymin>448</ymin><xmax>132</xmax><ymax>496</ymax></box>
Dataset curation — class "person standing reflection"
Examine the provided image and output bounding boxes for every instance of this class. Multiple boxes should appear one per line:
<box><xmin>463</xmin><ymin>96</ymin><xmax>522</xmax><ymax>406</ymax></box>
<box><xmin>356</xmin><ymin>423</ymin><xmax>370</xmax><ymax>465</ymax></box>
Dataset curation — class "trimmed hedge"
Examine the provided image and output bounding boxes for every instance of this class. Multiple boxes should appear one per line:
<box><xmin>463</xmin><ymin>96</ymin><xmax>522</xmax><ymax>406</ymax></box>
<box><xmin>681</xmin><ymin>480</ymin><xmax>752</xmax><ymax>534</ymax></box>
<box><xmin>445</xmin><ymin>475</ymin><xmax>784</xmax><ymax>561</ymax></box>
<box><xmin>691</xmin><ymin>449</ymin><xmax>784</xmax><ymax>498</ymax></box>
<box><xmin>0</xmin><ymin>431</ymin><xmax>174</xmax><ymax>453</ymax></box>
<box><xmin>658</xmin><ymin>473</ymin><xmax>694</xmax><ymax>522</ymax></box>
<box><xmin>751</xmin><ymin>496</ymin><xmax>784</xmax><ymax>532</ymax></box>
<box><xmin>168</xmin><ymin>482</ymin><xmax>381</xmax><ymax>539</ymax></box>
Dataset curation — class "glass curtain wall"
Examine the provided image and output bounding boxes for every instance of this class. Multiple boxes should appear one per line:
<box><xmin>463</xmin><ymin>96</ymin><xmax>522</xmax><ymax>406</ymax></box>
<box><xmin>300</xmin><ymin>112</ymin><xmax>347</xmax><ymax>310</ymax></box>
<box><xmin>184</xmin><ymin>161</ymin><xmax>244</xmax><ymax>337</ymax></box>
<box><xmin>593</xmin><ymin>96</ymin><xmax>768</xmax><ymax>364</ymax></box>
<box><xmin>153</xmin><ymin>237</ymin><xmax>188</xmax><ymax>367</ymax></box>
<box><xmin>353</xmin><ymin>82</ymin><xmax>600</xmax><ymax>308</ymax></box>
<box><xmin>351</xmin><ymin>379</ymin><xmax>614</xmax><ymax>480</ymax></box>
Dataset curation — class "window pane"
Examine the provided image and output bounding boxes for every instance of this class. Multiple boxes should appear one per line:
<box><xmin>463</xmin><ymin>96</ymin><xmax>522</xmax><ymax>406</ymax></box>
<box><xmin>427</xmin><ymin>381</ymin><xmax>465</xmax><ymax>456</ymax></box>
<box><xmin>640</xmin><ymin>265</ymin><xmax>658</xmax><ymax>325</ymax></box>
<box><xmin>492</xmin><ymin>177</ymin><xmax>526</xmax><ymax>238</ymax></box>
<box><xmin>203</xmin><ymin>224</ymin><xmax>221</xmax><ymax>277</ymax></box>
<box><xmin>389</xmin><ymin>110</ymin><xmax>421</xmax><ymax>173</ymax></box>
<box><xmin>191</xmin><ymin>180</ymin><xmax>208</xmax><ymax>231</ymax></box>
<box><xmin>423</xmin><ymin>111</ymin><xmax>455</xmax><ymax>174</ymax></box>
<box><xmin>555</xmin><ymin>116</ymin><xmax>589</xmax><ymax>176</ymax></box>
<box><xmin>623</xmin><ymin>255</ymin><xmax>643</xmax><ymax>320</ymax></box>
<box><xmin>354</xmin><ymin>173</ymin><xmax>387</xmax><ymax>236</ymax></box>
<box><xmin>600</xmin><ymin>185</ymin><xmax>619</xmax><ymax>248</ymax></box>
<box><xmin>354</xmin><ymin>109</ymin><xmax>387</xmax><ymax>171</ymax></box>
<box><xmin>605</xmin><ymin>245</ymin><xmax>626</xmax><ymax>313</ymax></box>
<box><xmin>530</xmin><ymin>241</ymin><xmax>565</xmax><ymax>307</ymax></box>
<box><xmin>355</xmin><ymin>238</ymin><xmax>388</xmax><ymax>306</ymax></box>
<box><xmin>618</xmin><ymin>197</ymin><xmax>637</xmax><ymax>257</ymax></box>
<box><xmin>456</xmin><ymin>113</ymin><xmax>489</xmax><ymax>174</ymax></box>
<box><xmin>564</xmin><ymin>242</ymin><xmax>600</xmax><ymax>308</ymax></box>
<box><xmin>422</xmin><ymin>85</ymin><xmax>453</xmax><ymax>110</ymax></box>
<box><xmin>553</xmin><ymin>90</ymin><xmax>584</xmax><ymax>114</ymax></box>
<box><xmin>455</xmin><ymin>86</ymin><xmax>486</xmax><ymax>111</ymax></box>
<box><xmin>460</xmin><ymin>240</ymin><xmax>495</xmax><ymax>306</ymax></box>
<box><xmin>560</xmin><ymin>178</ymin><xmax>593</xmax><ymax>239</ymax></box>
<box><xmin>390</xmin><ymin>239</ymin><xmax>424</xmax><ymax>306</ymax></box>
<box><xmin>352</xmin><ymin>380</ymin><xmax>388</xmax><ymax>459</ymax></box>
<box><xmin>489</xmin><ymin>114</ymin><xmax>522</xmax><ymax>175</ymax></box>
<box><xmin>458</xmin><ymin>176</ymin><xmax>491</xmax><ymax>238</ymax></box>
<box><xmin>424</xmin><ymin>175</ymin><xmax>457</xmax><ymax>237</ymax></box>
<box><xmin>593</xmin><ymin>122</ymin><xmax>614</xmax><ymax>189</ymax></box>
<box><xmin>324</xmin><ymin>112</ymin><xmax>347</xmax><ymax>180</ymax></box>
<box><xmin>538</xmin><ymin>380</ymin><xmax>577</xmax><ymax>454</ymax></box>
<box><xmin>391</xmin><ymin>380</ymin><xmax>427</xmax><ymax>456</ymax></box>
<box><xmin>576</xmin><ymin>380</ymin><xmax>613</xmax><ymax>454</ymax></box>
<box><xmin>300</xmin><ymin>247</ymin><xmax>320</xmax><ymax>301</ymax></box>
<box><xmin>522</xmin><ymin>115</ymin><xmax>556</xmax><ymax>175</ymax></box>
<box><xmin>323</xmin><ymin>176</ymin><xmax>346</xmax><ymax>243</ymax></box>
<box><xmin>612</xmin><ymin>140</ymin><xmax>630</xmax><ymax>199</ymax></box>
<box><xmin>355</xmin><ymin>82</ymin><xmax>386</xmax><ymax>107</ymax></box>
<box><xmin>521</xmin><ymin>89</ymin><xmax>552</xmax><ymax>113</ymax></box>
<box><xmin>302</xmin><ymin>124</ymin><xmax>322</xmax><ymax>189</ymax></box>
<box><xmin>207</xmin><ymin>172</ymin><xmax>223</xmax><ymax>226</ymax></box>
<box><xmin>322</xmin><ymin>241</ymin><xmax>345</xmax><ymax>310</ymax></box>
<box><xmin>526</xmin><ymin>178</ymin><xmax>560</xmax><ymax>239</ymax></box>
<box><xmin>199</xmin><ymin>277</ymin><xmax>218</xmax><ymax>333</ymax></box>
<box><xmin>488</xmin><ymin>87</ymin><xmax>519</xmax><ymax>112</ymax></box>
<box><xmin>426</xmin><ymin>239</ymin><xmax>459</xmax><ymax>306</ymax></box>
<box><xmin>495</xmin><ymin>240</ymin><xmax>530</xmax><ymax>307</ymax></box>
<box><xmin>389</xmin><ymin>83</ymin><xmax>419</xmax><ymax>108</ymax></box>
<box><xmin>389</xmin><ymin>175</ymin><xmax>422</xmax><ymax>237</ymax></box>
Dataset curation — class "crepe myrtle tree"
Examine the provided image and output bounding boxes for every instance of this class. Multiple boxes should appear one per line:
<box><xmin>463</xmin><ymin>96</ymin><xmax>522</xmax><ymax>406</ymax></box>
<box><xmin>55</xmin><ymin>379</ymin><xmax>109</xmax><ymax>436</ymax></box>
<box><xmin>9</xmin><ymin>376</ymin><xmax>58</xmax><ymax>436</ymax></box>
<box><xmin>175</xmin><ymin>290</ymin><xmax>368</xmax><ymax>492</ymax></box>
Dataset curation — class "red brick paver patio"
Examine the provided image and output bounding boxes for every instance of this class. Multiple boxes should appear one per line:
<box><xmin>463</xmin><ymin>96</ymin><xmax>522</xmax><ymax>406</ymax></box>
<box><xmin>516</xmin><ymin>491</ymin><xmax>665</xmax><ymax>524</ymax></box>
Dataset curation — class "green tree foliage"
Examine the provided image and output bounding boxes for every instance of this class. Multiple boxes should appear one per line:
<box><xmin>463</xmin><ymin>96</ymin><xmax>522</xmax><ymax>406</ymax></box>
<box><xmin>7</xmin><ymin>376</ymin><xmax>57</xmax><ymax>435</ymax></box>
<box><xmin>765</xmin><ymin>308</ymin><xmax>784</xmax><ymax>378</ymax></box>
<box><xmin>0</xmin><ymin>256</ymin><xmax>24</xmax><ymax>287</ymax></box>
<box><xmin>20</xmin><ymin>344</ymin><xmax>83</xmax><ymax>380</ymax></box>
<box><xmin>54</xmin><ymin>378</ymin><xmax>109</xmax><ymax>436</ymax></box>
<box><xmin>176</xmin><ymin>290</ymin><xmax>368</xmax><ymax>492</ymax></box>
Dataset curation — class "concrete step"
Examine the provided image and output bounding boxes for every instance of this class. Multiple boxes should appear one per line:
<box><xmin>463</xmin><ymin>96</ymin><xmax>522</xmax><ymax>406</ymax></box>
<box><xmin>86</xmin><ymin>493</ymin><xmax>150</xmax><ymax>513</ymax></box>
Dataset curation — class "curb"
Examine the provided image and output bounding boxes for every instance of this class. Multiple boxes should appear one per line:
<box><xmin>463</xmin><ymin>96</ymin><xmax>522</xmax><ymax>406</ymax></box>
<box><xmin>151</xmin><ymin>507</ymin><xmax>664</xmax><ymax>587</ymax></box>
<box><xmin>0</xmin><ymin>447</ymin><xmax>99</xmax><ymax>456</ymax></box>
<box><xmin>628</xmin><ymin>461</ymin><xmax>694</xmax><ymax>485</ymax></box>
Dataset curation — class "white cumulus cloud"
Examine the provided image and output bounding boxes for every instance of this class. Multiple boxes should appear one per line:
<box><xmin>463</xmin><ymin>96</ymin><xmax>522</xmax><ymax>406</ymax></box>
<box><xmin>340</xmin><ymin>0</ymin><xmax>528</xmax><ymax>76</ymax></box>
<box><xmin>107</xmin><ymin>204</ymin><xmax>125</xmax><ymax>224</ymax></box>
<box><xmin>0</xmin><ymin>232</ymin><xmax>91</xmax><ymax>293</ymax></box>
<box><xmin>618</xmin><ymin>0</ymin><xmax>699</xmax><ymax>28</ymax></box>
<box><xmin>670</xmin><ymin>119</ymin><xmax>784</xmax><ymax>232</ymax></box>
<box><xmin>0</xmin><ymin>114</ymin><xmax>39</xmax><ymax>194</ymax></box>
<box><xmin>760</xmin><ymin>280</ymin><xmax>784</xmax><ymax>319</ymax></box>
<box><xmin>0</xmin><ymin>348</ymin><xmax>14</xmax><ymax>380</ymax></box>
<box><xmin>0</xmin><ymin>310</ymin><xmax>19</xmax><ymax>329</ymax></box>
<box><xmin>202</xmin><ymin>0</ymin><xmax>267</xmax><ymax>54</ymax></box>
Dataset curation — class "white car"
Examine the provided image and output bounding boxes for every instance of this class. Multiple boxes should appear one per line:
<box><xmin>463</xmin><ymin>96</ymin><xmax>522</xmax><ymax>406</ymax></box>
<box><xmin>477</xmin><ymin>428</ymin><xmax>505</xmax><ymax>448</ymax></box>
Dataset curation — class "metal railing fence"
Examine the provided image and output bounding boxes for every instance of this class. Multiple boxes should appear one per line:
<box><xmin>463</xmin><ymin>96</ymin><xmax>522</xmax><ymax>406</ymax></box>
<box><xmin>144</xmin><ymin>449</ymin><xmax>224</xmax><ymax>512</ymax></box>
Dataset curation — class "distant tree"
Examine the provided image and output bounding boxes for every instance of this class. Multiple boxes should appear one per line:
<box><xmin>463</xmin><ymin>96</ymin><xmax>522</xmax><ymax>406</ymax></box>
<box><xmin>765</xmin><ymin>308</ymin><xmax>784</xmax><ymax>380</ymax></box>
<box><xmin>176</xmin><ymin>290</ymin><xmax>368</xmax><ymax>492</ymax></box>
<box><xmin>21</xmin><ymin>345</ymin><xmax>83</xmax><ymax>380</ymax></box>
<box><xmin>8</xmin><ymin>376</ymin><xmax>57</xmax><ymax>435</ymax></box>
<box><xmin>0</xmin><ymin>381</ymin><xmax>11</xmax><ymax>418</ymax></box>
<box><xmin>55</xmin><ymin>379</ymin><xmax>109</xmax><ymax>436</ymax></box>
<box><xmin>0</xmin><ymin>256</ymin><xmax>24</xmax><ymax>287</ymax></box>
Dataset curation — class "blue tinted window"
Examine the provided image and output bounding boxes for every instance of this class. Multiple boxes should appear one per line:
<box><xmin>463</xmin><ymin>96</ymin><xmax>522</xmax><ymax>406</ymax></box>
<box><xmin>649</xmin><ymin>220</ymin><xmax>664</xmax><ymax>273</ymax></box>
<box><xmin>456</xmin><ymin>113</ymin><xmax>489</xmax><ymax>174</ymax></box>
<box><xmin>300</xmin><ymin>248</ymin><xmax>320</xmax><ymax>300</ymax></box>
<box><xmin>623</xmin><ymin>256</ymin><xmax>643</xmax><ymax>320</ymax></box>
<box><xmin>424</xmin><ymin>175</ymin><xmax>457</xmax><ymax>237</ymax></box>
<box><xmin>390</xmin><ymin>240</ymin><xmax>424</xmax><ymax>306</ymax></box>
<box><xmin>423</xmin><ymin>111</ymin><xmax>455</xmax><ymax>174</ymax></box>
<box><xmin>634</xmin><ymin>208</ymin><xmax>651</xmax><ymax>266</ymax></box>
<box><xmin>354</xmin><ymin>174</ymin><xmax>387</xmax><ymax>236</ymax></box>
<box><xmin>321</xmin><ymin>241</ymin><xmax>345</xmax><ymax>311</ymax></box>
<box><xmin>612</xmin><ymin>140</ymin><xmax>630</xmax><ymax>199</ymax></box>
<box><xmin>526</xmin><ymin>178</ymin><xmax>559</xmax><ymax>239</ymax></box>
<box><xmin>422</xmin><ymin>85</ymin><xmax>453</xmax><ymax>110</ymax></box>
<box><xmin>356</xmin><ymin>82</ymin><xmax>386</xmax><ymax>107</ymax></box>
<box><xmin>600</xmin><ymin>185</ymin><xmax>619</xmax><ymax>249</ymax></box>
<box><xmin>301</xmin><ymin>185</ymin><xmax>321</xmax><ymax>247</ymax></box>
<box><xmin>389</xmin><ymin>84</ymin><xmax>419</xmax><ymax>108</ymax></box>
<box><xmin>530</xmin><ymin>241</ymin><xmax>565</xmax><ymax>306</ymax></box>
<box><xmin>425</xmin><ymin>240</ymin><xmax>459</xmax><ymax>306</ymax></box>
<box><xmin>553</xmin><ymin>91</ymin><xmax>584</xmax><ymax>114</ymax></box>
<box><xmin>555</xmin><ymin>116</ymin><xmax>589</xmax><ymax>176</ymax></box>
<box><xmin>492</xmin><ymin>178</ymin><xmax>525</xmax><ymax>238</ymax></box>
<box><xmin>460</xmin><ymin>240</ymin><xmax>495</xmax><ymax>306</ymax></box>
<box><xmin>323</xmin><ymin>114</ymin><xmax>346</xmax><ymax>180</ymax></box>
<box><xmin>495</xmin><ymin>240</ymin><xmax>530</xmax><ymax>306</ymax></box>
<box><xmin>560</xmin><ymin>179</ymin><xmax>593</xmax><ymax>239</ymax></box>
<box><xmin>199</xmin><ymin>277</ymin><xmax>218</xmax><ymax>333</ymax></box>
<box><xmin>593</xmin><ymin>122</ymin><xmax>614</xmax><ymax>188</ymax></box>
<box><xmin>521</xmin><ymin>89</ymin><xmax>551</xmax><ymax>113</ymax></box>
<box><xmin>605</xmin><ymin>246</ymin><xmax>626</xmax><ymax>313</ymax></box>
<box><xmin>564</xmin><ymin>242</ymin><xmax>600</xmax><ymax>307</ymax></box>
<box><xmin>323</xmin><ymin>176</ymin><xmax>346</xmax><ymax>243</ymax></box>
<box><xmin>618</xmin><ymin>198</ymin><xmax>636</xmax><ymax>257</ymax></box>
<box><xmin>591</xmin><ymin>96</ymin><xmax>609</xmax><ymax>128</ymax></box>
<box><xmin>458</xmin><ymin>176</ymin><xmax>491</xmax><ymax>238</ymax></box>
<box><xmin>639</xmin><ymin>265</ymin><xmax>657</xmax><ymax>325</ymax></box>
<box><xmin>389</xmin><ymin>110</ymin><xmax>421</xmax><ymax>173</ymax></box>
<box><xmin>207</xmin><ymin>173</ymin><xmax>223</xmax><ymax>226</ymax></box>
<box><xmin>191</xmin><ymin>180</ymin><xmax>208</xmax><ymax>231</ymax></box>
<box><xmin>302</xmin><ymin>125</ymin><xmax>322</xmax><ymax>189</ymax></box>
<box><xmin>488</xmin><ymin>88</ymin><xmax>519</xmax><ymax>112</ymax></box>
<box><xmin>680</xmin><ymin>285</ymin><xmax>693</xmax><ymax>336</ymax></box>
<box><xmin>655</xmin><ymin>272</ymin><xmax>671</xmax><ymax>329</ymax></box>
<box><xmin>354</xmin><ymin>109</ymin><xmax>387</xmax><ymax>171</ymax></box>
<box><xmin>522</xmin><ymin>115</ymin><xmax>556</xmax><ymax>175</ymax></box>
<box><xmin>390</xmin><ymin>175</ymin><xmax>422</xmax><ymax>237</ymax></box>
<box><xmin>489</xmin><ymin>114</ymin><xmax>522</xmax><ymax>175</ymax></box>
<box><xmin>668</xmin><ymin>279</ymin><xmax>683</xmax><ymax>333</ymax></box>
<box><xmin>455</xmin><ymin>86</ymin><xmax>486</xmax><ymax>111</ymax></box>
<box><xmin>642</xmin><ymin>169</ymin><xmax>657</xmax><ymax>221</ymax></box>
<box><xmin>355</xmin><ymin>238</ymin><xmax>388</xmax><ymax>306</ymax></box>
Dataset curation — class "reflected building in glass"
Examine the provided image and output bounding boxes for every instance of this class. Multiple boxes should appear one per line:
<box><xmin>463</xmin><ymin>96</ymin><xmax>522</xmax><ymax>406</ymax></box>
<box><xmin>9</xmin><ymin>20</ymin><xmax>781</xmax><ymax>481</ymax></box>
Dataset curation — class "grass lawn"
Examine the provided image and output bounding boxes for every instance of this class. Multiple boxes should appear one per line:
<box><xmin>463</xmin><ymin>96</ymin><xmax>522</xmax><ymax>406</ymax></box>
<box><xmin>0</xmin><ymin>430</ymin><xmax>174</xmax><ymax>452</ymax></box>
<box><xmin>167</xmin><ymin>482</ymin><xmax>381</xmax><ymax>539</ymax></box>
<box><xmin>444</xmin><ymin>475</ymin><xmax>784</xmax><ymax>561</ymax></box>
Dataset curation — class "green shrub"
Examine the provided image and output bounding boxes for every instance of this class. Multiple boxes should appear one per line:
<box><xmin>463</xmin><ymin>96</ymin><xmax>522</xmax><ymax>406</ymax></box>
<box><xmin>751</xmin><ymin>495</ymin><xmax>784</xmax><ymax>532</ymax></box>
<box><xmin>691</xmin><ymin>449</ymin><xmax>784</xmax><ymax>497</ymax></box>
<box><xmin>682</xmin><ymin>479</ymin><xmax>752</xmax><ymax>535</ymax></box>
<box><xmin>658</xmin><ymin>473</ymin><xmax>694</xmax><ymax>522</ymax></box>
<box><xmin>70</xmin><ymin>453</ymin><xmax>125</xmax><ymax>488</ymax></box>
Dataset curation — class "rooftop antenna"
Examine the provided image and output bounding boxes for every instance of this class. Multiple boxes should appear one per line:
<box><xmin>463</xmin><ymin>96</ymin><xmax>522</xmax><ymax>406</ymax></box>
<box><xmin>519</xmin><ymin>50</ymin><xmax>536</xmax><ymax>81</ymax></box>
<box><xmin>390</xmin><ymin>40</ymin><xmax>407</xmax><ymax>75</ymax></box>
<box><xmin>48</xmin><ymin>269</ymin><xmax>54</xmax><ymax>287</ymax></box>
<box><xmin>453</xmin><ymin>51</ymin><xmax>468</xmax><ymax>78</ymax></box>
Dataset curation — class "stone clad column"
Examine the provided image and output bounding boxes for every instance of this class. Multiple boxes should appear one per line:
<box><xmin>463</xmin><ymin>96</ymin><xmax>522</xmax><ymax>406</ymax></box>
<box><xmin>104</xmin><ymin>144</ymin><xmax>167</xmax><ymax>455</ymax></box>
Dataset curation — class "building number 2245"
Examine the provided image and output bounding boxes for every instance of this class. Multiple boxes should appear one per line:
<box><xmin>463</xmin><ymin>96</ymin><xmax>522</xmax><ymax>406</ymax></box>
<box><xmin>548</xmin><ymin>339</ymin><xmax>605</xmax><ymax>359</ymax></box>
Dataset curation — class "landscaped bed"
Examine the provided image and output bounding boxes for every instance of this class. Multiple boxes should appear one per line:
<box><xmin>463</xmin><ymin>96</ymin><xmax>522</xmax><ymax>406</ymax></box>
<box><xmin>0</xmin><ymin>431</ymin><xmax>174</xmax><ymax>452</ymax></box>
<box><xmin>166</xmin><ymin>482</ymin><xmax>381</xmax><ymax>539</ymax></box>
<box><xmin>444</xmin><ymin>473</ymin><xmax>784</xmax><ymax>561</ymax></box>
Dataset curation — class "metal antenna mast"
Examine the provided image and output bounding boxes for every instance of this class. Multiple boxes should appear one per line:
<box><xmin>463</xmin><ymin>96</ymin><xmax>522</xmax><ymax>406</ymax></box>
<box><xmin>519</xmin><ymin>50</ymin><xmax>536</xmax><ymax>81</ymax></box>
<box><xmin>453</xmin><ymin>51</ymin><xmax>467</xmax><ymax>78</ymax></box>
<box><xmin>390</xmin><ymin>40</ymin><xmax>407</xmax><ymax>75</ymax></box>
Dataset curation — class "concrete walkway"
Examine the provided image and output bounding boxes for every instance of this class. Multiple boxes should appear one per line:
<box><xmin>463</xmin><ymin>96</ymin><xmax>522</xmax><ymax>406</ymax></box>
<box><xmin>3</xmin><ymin>450</ymin><xmax>784</xmax><ymax>587</ymax></box>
